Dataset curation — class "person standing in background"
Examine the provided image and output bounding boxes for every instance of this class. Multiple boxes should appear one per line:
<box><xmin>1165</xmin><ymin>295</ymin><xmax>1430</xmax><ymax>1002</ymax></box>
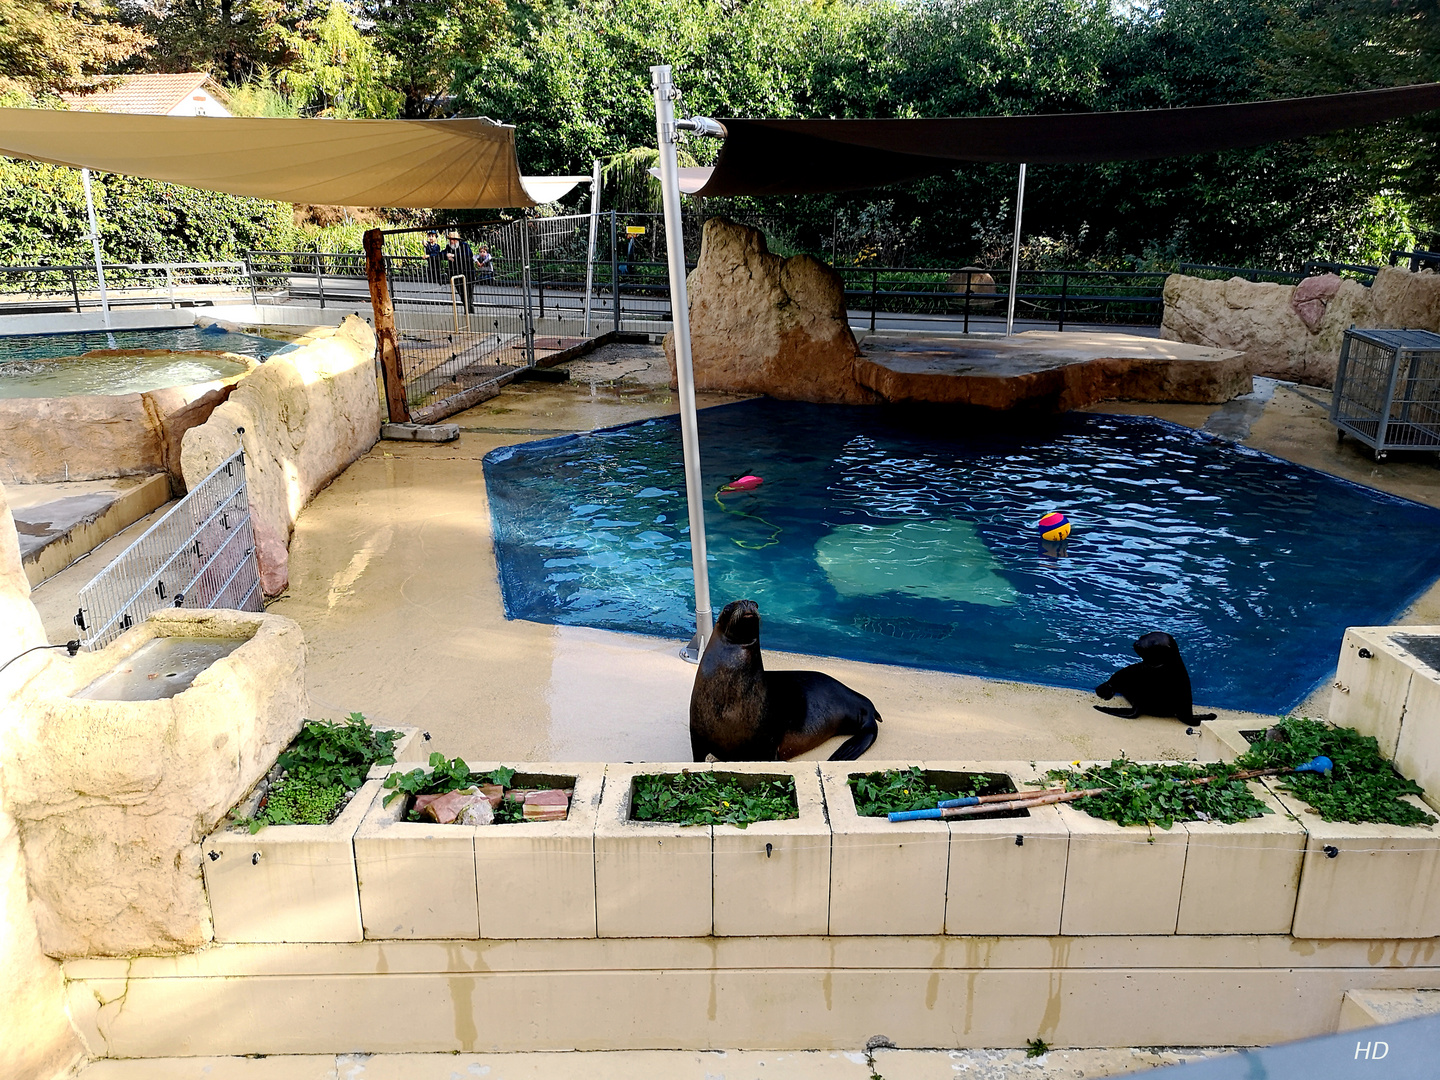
<box><xmin>443</xmin><ymin>230</ymin><xmax>475</xmax><ymax>312</ymax></box>
<box><xmin>423</xmin><ymin>230</ymin><xmax>444</xmax><ymax>283</ymax></box>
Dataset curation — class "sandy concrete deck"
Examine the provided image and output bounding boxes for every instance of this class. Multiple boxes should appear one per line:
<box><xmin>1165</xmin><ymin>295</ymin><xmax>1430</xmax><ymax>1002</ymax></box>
<box><xmin>27</xmin><ymin>340</ymin><xmax>1440</xmax><ymax>763</ymax></box>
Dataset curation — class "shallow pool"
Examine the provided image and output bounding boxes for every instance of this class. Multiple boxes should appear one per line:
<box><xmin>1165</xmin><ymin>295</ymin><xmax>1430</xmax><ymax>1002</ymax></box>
<box><xmin>0</xmin><ymin>327</ymin><xmax>294</xmax><ymax>398</ymax></box>
<box><xmin>484</xmin><ymin>399</ymin><xmax>1440</xmax><ymax>714</ymax></box>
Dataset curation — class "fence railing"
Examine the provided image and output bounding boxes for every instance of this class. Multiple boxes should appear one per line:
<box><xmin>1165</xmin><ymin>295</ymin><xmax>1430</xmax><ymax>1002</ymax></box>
<box><xmin>0</xmin><ymin>262</ymin><xmax>250</xmax><ymax>313</ymax></box>
<box><xmin>74</xmin><ymin>446</ymin><xmax>262</xmax><ymax>651</ymax></box>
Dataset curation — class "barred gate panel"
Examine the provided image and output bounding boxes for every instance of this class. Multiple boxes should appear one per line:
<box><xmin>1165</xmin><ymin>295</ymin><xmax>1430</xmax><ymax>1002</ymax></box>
<box><xmin>75</xmin><ymin>449</ymin><xmax>262</xmax><ymax>650</ymax></box>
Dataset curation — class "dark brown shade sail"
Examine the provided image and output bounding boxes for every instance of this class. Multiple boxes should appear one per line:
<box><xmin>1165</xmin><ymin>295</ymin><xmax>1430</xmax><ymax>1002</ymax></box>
<box><xmin>687</xmin><ymin>82</ymin><xmax>1440</xmax><ymax>197</ymax></box>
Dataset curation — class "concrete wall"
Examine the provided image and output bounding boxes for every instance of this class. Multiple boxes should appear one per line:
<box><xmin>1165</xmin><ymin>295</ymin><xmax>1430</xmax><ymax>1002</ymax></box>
<box><xmin>180</xmin><ymin>315</ymin><xmax>380</xmax><ymax>594</ymax></box>
<box><xmin>0</xmin><ymin>483</ymin><xmax>85</xmax><ymax>1080</ymax></box>
<box><xmin>1161</xmin><ymin>266</ymin><xmax>1440</xmax><ymax>387</ymax></box>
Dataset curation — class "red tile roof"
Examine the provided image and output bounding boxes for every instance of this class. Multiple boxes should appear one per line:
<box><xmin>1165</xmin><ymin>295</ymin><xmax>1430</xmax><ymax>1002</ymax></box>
<box><xmin>61</xmin><ymin>73</ymin><xmax>227</xmax><ymax>115</ymax></box>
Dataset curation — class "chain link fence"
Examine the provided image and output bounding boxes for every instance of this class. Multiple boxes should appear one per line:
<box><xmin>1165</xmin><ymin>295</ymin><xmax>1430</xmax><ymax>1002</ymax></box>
<box><xmin>74</xmin><ymin>447</ymin><xmax>262</xmax><ymax>651</ymax></box>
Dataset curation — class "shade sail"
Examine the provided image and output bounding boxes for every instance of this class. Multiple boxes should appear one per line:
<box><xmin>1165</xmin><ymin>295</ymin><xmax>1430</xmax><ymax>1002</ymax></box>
<box><xmin>688</xmin><ymin>82</ymin><xmax>1440</xmax><ymax>197</ymax></box>
<box><xmin>0</xmin><ymin>107</ymin><xmax>536</xmax><ymax>207</ymax></box>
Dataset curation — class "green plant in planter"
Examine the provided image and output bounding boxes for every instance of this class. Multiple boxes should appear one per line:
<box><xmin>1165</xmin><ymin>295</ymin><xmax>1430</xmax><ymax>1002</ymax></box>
<box><xmin>1233</xmin><ymin>716</ymin><xmax>1437</xmax><ymax>827</ymax></box>
<box><xmin>631</xmin><ymin>771</ymin><xmax>797</xmax><ymax>828</ymax></box>
<box><xmin>241</xmin><ymin>712</ymin><xmax>400</xmax><ymax>832</ymax></box>
<box><xmin>849</xmin><ymin>767</ymin><xmax>982</xmax><ymax>817</ymax></box>
<box><xmin>382</xmin><ymin>753</ymin><xmax>520</xmax><ymax>822</ymax></box>
<box><xmin>1041</xmin><ymin>759</ymin><xmax>1272</xmax><ymax>830</ymax></box>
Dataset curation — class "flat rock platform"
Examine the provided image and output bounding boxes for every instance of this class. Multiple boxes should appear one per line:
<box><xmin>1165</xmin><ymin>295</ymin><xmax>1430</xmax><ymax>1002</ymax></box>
<box><xmin>855</xmin><ymin>330</ymin><xmax>1248</xmax><ymax>410</ymax></box>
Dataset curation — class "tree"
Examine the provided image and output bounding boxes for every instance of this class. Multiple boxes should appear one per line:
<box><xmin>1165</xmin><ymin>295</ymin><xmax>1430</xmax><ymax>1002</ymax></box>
<box><xmin>361</xmin><ymin>0</ymin><xmax>507</xmax><ymax>118</ymax></box>
<box><xmin>282</xmin><ymin>1</ymin><xmax>399</xmax><ymax>117</ymax></box>
<box><xmin>120</xmin><ymin>0</ymin><xmax>327</xmax><ymax>83</ymax></box>
<box><xmin>0</xmin><ymin>0</ymin><xmax>149</xmax><ymax>100</ymax></box>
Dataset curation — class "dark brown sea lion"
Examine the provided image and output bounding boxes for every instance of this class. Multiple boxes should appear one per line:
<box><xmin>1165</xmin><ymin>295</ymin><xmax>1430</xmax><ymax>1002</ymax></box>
<box><xmin>1094</xmin><ymin>631</ymin><xmax>1217</xmax><ymax>723</ymax></box>
<box><xmin>690</xmin><ymin>599</ymin><xmax>881</xmax><ymax>761</ymax></box>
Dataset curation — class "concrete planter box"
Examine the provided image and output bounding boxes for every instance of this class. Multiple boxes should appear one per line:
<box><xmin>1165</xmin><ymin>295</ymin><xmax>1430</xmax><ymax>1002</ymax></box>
<box><xmin>821</xmin><ymin>760</ymin><xmax>948</xmax><ymax>935</ymax></box>
<box><xmin>710</xmin><ymin>762</ymin><xmax>829</xmax><ymax>937</ymax></box>
<box><xmin>1197</xmin><ymin>718</ymin><xmax>1261</xmax><ymax>763</ymax></box>
<box><xmin>1177</xmin><ymin>781</ymin><xmax>1306</xmax><ymax>935</ymax></box>
<box><xmin>1267</xmin><ymin>782</ymin><xmax>1440</xmax><ymax>939</ymax></box>
<box><xmin>942</xmin><ymin>763</ymin><xmax>1070</xmax><ymax>937</ymax></box>
<box><xmin>355</xmin><ymin>762</ymin><xmax>602</xmax><ymax>940</ymax></box>
<box><xmin>1330</xmin><ymin>627</ymin><xmax>1424</xmax><ymax>757</ymax></box>
<box><xmin>366</xmin><ymin>725</ymin><xmax>426</xmax><ymax>778</ymax></box>
<box><xmin>595</xmin><ymin>764</ymin><xmax>712</xmax><ymax>938</ymax></box>
<box><xmin>821</xmin><ymin>761</ymin><xmax>1069</xmax><ymax>936</ymax></box>
<box><xmin>1026</xmin><ymin>762</ymin><xmax>1187</xmax><ymax>936</ymax></box>
<box><xmin>202</xmin><ymin>778</ymin><xmax>384</xmax><ymax>943</ymax></box>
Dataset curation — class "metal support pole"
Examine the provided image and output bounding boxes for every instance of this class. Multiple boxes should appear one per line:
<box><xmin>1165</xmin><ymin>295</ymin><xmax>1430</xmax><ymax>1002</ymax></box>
<box><xmin>610</xmin><ymin>210</ymin><xmax>620</xmax><ymax>333</ymax></box>
<box><xmin>583</xmin><ymin>158</ymin><xmax>601</xmax><ymax>336</ymax></box>
<box><xmin>1006</xmin><ymin>163</ymin><xmax>1026</xmax><ymax>337</ymax></box>
<box><xmin>520</xmin><ymin>219</ymin><xmax>536</xmax><ymax>366</ymax></box>
<box><xmin>1058</xmin><ymin>271</ymin><xmax>1068</xmax><ymax>332</ymax></box>
<box><xmin>652</xmin><ymin>64</ymin><xmax>713</xmax><ymax>660</ymax></box>
<box><xmin>870</xmin><ymin>269</ymin><xmax>878</xmax><ymax>333</ymax></box>
<box><xmin>81</xmin><ymin>167</ymin><xmax>111</xmax><ymax>328</ymax></box>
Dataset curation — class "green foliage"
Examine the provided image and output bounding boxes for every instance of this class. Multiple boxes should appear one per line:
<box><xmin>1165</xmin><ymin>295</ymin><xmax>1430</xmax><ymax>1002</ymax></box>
<box><xmin>381</xmin><ymin>752</ymin><xmax>517</xmax><ymax>817</ymax></box>
<box><xmin>0</xmin><ymin>157</ymin><xmax>299</xmax><ymax>264</ymax></box>
<box><xmin>250</xmin><ymin>775</ymin><xmax>349</xmax><ymax>828</ymax></box>
<box><xmin>1025</xmin><ymin>1038</ymin><xmax>1050</xmax><ymax>1058</ymax></box>
<box><xmin>632</xmin><ymin>771</ymin><xmax>797</xmax><ymax>829</ymax></box>
<box><xmin>282</xmin><ymin>1</ymin><xmax>400</xmax><ymax>118</ymax></box>
<box><xmin>1234</xmin><ymin>717</ymin><xmax>1438</xmax><ymax>828</ymax></box>
<box><xmin>0</xmin><ymin>0</ymin><xmax>148</xmax><ymax>99</ymax></box>
<box><xmin>848</xmin><ymin>767</ymin><xmax>979</xmax><ymax>817</ymax></box>
<box><xmin>361</xmin><ymin>0</ymin><xmax>508</xmax><ymax>118</ymax></box>
<box><xmin>275</xmin><ymin>712</ymin><xmax>400</xmax><ymax>791</ymax></box>
<box><xmin>1041</xmin><ymin>759</ymin><xmax>1273</xmax><ymax>830</ymax></box>
<box><xmin>600</xmin><ymin>147</ymin><xmax>698</xmax><ymax>216</ymax></box>
<box><xmin>129</xmin><ymin>0</ymin><xmax>330</xmax><ymax>84</ymax></box>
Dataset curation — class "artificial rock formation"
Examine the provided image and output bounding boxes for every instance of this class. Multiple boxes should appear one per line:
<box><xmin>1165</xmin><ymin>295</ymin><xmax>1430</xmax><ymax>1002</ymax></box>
<box><xmin>665</xmin><ymin>218</ymin><xmax>874</xmax><ymax>404</ymax></box>
<box><xmin>181</xmin><ymin>316</ymin><xmax>380</xmax><ymax>595</ymax></box>
<box><xmin>1161</xmin><ymin>266</ymin><xmax>1440</xmax><ymax>387</ymax></box>
<box><xmin>0</xmin><ymin>483</ymin><xmax>85</xmax><ymax>1080</ymax></box>
<box><xmin>1</xmin><ymin>608</ymin><xmax>307</xmax><ymax>957</ymax></box>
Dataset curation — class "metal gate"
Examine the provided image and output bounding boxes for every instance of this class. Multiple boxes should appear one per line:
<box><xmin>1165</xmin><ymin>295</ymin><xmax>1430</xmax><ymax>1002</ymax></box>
<box><xmin>380</xmin><ymin>220</ymin><xmax>539</xmax><ymax>422</ymax></box>
<box><xmin>74</xmin><ymin>448</ymin><xmax>262</xmax><ymax>650</ymax></box>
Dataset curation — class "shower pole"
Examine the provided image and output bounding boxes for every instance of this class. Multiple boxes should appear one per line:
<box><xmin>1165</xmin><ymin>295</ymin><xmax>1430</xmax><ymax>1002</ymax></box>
<box><xmin>1005</xmin><ymin>163</ymin><xmax>1026</xmax><ymax>337</ymax></box>
<box><xmin>651</xmin><ymin>64</ymin><xmax>725</xmax><ymax>662</ymax></box>
<box><xmin>81</xmin><ymin>167</ymin><xmax>112</xmax><ymax>329</ymax></box>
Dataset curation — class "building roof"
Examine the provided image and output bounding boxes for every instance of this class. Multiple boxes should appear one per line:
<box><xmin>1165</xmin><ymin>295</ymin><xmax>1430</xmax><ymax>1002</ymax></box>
<box><xmin>60</xmin><ymin>73</ymin><xmax>226</xmax><ymax>115</ymax></box>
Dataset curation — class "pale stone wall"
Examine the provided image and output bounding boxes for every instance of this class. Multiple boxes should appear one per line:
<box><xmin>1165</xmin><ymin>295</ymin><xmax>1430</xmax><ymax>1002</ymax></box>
<box><xmin>181</xmin><ymin>316</ymin><xmax>380</xmax><ymax>594</ymax></box>
<box><xmin>1161</xmin><ymin>266</ymin><xmax>1440</xmax><ymax>387</ymax></box>
<box><xmin>0</xmin><ymin>361</ymin><xmax>251</xmax><ymax>487</ymax></box>
<box><xmin>0</xmin><ymin>483</ymin><xmax>85</xmax><ymax>1080</ymax></box>
<box><xmin>1</xmin><ymin>608</ymin><xmax>308</xmax><ymax>958</ymax></box>
<box><xmin>664</xmin><ymin>218</ymin><xmax>874</xmax><ymax>405</ymax></box>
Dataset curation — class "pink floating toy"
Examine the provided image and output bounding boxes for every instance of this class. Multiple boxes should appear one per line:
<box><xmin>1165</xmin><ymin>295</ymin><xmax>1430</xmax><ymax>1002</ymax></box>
<box><xmin>720</xmin><ymin>475</ymin><xmax>763</xmax><ymax>493</ymax></box>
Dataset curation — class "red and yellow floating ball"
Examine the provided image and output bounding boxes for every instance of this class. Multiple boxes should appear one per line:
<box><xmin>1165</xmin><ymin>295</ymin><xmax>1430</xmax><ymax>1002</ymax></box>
<box><xmin>1037</xmin><ymin>512</ymin><xmax>1071</xmax><ymax>542</ymax></box>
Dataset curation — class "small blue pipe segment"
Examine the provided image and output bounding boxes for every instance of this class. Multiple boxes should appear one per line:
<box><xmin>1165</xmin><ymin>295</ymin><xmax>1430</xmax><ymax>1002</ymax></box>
<box><xmin>1294</xmin><ymin>756</ymin><xmax>1333</xmax><ymax>774</ymax></box>
<box><xmin>936</xmin><ymin>796</ymin><xmax>981</xmax><ymax>809</ymax></box>
<box><xmin>887</xmin><ymin>807</ymin><xmax>946</xmax><ymax>822</ymax></box>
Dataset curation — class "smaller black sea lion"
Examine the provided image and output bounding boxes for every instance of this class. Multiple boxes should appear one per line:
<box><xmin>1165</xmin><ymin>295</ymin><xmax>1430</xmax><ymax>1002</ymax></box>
<box><xmin>690</xmin><ymin>599</ymin><xmax>882</xmax><ymax>761</ymax></box>
<box><xmin>1094</xmin><ymin>631</ymin><xmax>1217</xmax><ymax>723</ymax></box>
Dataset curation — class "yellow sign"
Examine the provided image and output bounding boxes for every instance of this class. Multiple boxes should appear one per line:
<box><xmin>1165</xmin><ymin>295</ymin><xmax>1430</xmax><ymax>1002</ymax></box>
<box><xmin>625</xmin><ymin>225</ymin><xmax>647</xmax><ymax>236</ymax></box>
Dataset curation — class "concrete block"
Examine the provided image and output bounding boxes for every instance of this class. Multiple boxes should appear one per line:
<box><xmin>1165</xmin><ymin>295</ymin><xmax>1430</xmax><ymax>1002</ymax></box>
<box><xmin>939</xmin><ymin>762</ymin><xmax>1069</xmax><ymax>937</ymax></box>
<box><xmin>203</xmin><ymin>778</ymin><xmax>381</xmax><ymax>943</ymax></box>
<box><xmin>595</xmin><ymin>764</ymin><xmax>711</xmax><ymax>937</ymax></box>
<box><xmin>381</xmin><ymin>423</ymin><xmax>460</xmax><ymax>443</ymax></box>
<box><xmin>711</xmin><ymin>762</ymin><xmax>829</xmax><ymax>937</ymax></box>
<box><xmin>1269</xmin><ymin>781</ymin><xmax>1440</xmax><ymax>940</ymax></box>
<box><xmin>820</xmin><ymin>761</ymin><xmax>948</xmax><ymax>936</ymax></box>
<box><xmin>1330</xmin><ymin>628</ymin><xmax>1414</xmax><ymax>757</ymax></box>
<box><xmin>1391</xmin><ymin>644</ymin><xmax>1440</xmax><ymax>814</ymax></box>
<box><xmin>1177</xmin><ymin>781</ymin><xmax>1305</xmax><ymax>935</ymax></box>
<box><xmin>1339</xmin><ymin>988</ymin><xmax>1440</xmax><ymax>1031</ymax></box>
<box><xmin>1196</xmin><ymin>719</ymin><xmax>1258</xmax><ymax>764</ymax></box>
<box><xmin>366</xmin><ymin>725</ymin><xmax>423</xmax><ymax>779</ymax></box>
<box><xmin>355</xmin><ymin>781</ymin><xmax>479</xmax><ymax>941</ymax></box>
<box><xmin>1023</xmin><ymin>763</ymin><xmax>1187</xmax><ymax>936</ymax></box>
<box><xmin>472</xmin><ymin>763</ymin><xmax>603</xmax><ymax>939</ymax></box>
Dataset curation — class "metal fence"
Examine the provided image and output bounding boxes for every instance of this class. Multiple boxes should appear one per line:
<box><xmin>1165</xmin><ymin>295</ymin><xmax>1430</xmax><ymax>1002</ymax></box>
<box><xmin>0</xmin><ymin>261</ymin><xmax>250</xmax><ymax>313</ymax></box>
<box><xmin>74</xmin><ymin>447</ymin><xmax>262</xmax><ymax>650</ymax></box>
<box><xmin>1331</xmin><ymin>328</ymin><xmax>1440</xmax><ymax>460</ymax></box>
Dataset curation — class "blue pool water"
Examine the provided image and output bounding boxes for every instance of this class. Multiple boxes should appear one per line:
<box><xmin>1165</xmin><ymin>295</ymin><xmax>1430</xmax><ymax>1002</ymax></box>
<box><xmin>0</xmin><ymin>326</ymin><xmax>294</xmax><ymax>364</ymax></box>
<box><xmin>484</xmin><ymin>399</ymin><xmax>1440</xmax><ymax>714</ymax></box>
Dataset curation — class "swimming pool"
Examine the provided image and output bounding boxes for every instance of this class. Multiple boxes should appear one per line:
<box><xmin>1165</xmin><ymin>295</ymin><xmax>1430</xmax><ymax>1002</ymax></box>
<box><xmin>0</xmin><ymin>326</ymin><xmax>293</xmax><ymax>365</ymax></box>
<box><xmin>484</xmin><ymin>399</ymin><xmax>1440</xmax><ymax>714</ymax></box>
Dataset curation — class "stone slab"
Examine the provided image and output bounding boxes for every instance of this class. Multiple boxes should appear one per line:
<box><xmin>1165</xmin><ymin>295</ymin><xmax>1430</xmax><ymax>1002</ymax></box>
<box><xmin>9</xmin><ymin>474</ymin><xmax>171</xmax><ymax>586</ymax></box>
<box><xmin>1339</xmin><ymin>988</ymin><xmax>1440</xmax><ymax>1032</ymax></box>
<box><xmin>854</xmin><ymin>331</ymin><xmax>1249</xmax><ymax>411</ymax></box>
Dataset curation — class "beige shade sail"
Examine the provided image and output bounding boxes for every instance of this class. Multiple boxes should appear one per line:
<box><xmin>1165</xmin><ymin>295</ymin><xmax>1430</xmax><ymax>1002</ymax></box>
<box><xmin>0</xmin><ymin>107</ymin><xmax>536</xmax><ymax>208</ymax></box>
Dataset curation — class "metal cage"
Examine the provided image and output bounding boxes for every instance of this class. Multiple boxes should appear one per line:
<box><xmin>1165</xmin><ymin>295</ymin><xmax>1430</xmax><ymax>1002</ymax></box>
<box><xmin>1330</xmin><ymin>328</ymin><xmax>1440</xmax><ymax>460</ymax></box>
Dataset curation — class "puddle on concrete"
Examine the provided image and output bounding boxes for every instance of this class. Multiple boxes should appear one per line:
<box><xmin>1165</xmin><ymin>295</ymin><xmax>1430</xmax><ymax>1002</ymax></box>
<box><xmin>76</xmin><ymin>636</ymin><xmax>244</xmax><ymax>701</ymax></box>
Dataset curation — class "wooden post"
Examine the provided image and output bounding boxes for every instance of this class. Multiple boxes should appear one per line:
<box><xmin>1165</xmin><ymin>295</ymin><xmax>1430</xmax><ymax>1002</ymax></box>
<box><xmin>363</xmin><ymin>228</ymin><xmax>410</xmax><ymax>424</ymax></box>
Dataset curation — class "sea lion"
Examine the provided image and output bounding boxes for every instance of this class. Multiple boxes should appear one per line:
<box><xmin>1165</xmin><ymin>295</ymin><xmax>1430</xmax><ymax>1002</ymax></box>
<box><xmin>690</xmin><ymin>599</ymin><xmax>881</xmax><ymax>761</ymax></box>
<box><xmin>1094</xmin><ymin>631</ymin><xmax>1217</xmax><ymax>723</ymax></box>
